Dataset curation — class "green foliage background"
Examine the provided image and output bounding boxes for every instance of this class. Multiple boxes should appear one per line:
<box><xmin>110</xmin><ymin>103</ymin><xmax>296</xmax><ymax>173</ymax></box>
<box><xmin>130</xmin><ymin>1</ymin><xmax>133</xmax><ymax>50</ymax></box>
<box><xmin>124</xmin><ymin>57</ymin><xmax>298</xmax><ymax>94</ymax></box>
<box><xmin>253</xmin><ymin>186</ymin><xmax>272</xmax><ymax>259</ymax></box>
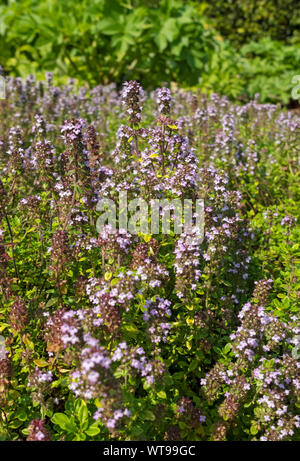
<box><xmin>1</xmin><ymin>0</ymin><xmax>300</xmax><ymax>104</ymax></box>
<box><xmin>0</xmin><ymin>0</ymin><xmax>218</xmax><ymax>87</ymax></box>
<box><xmin>200</xmin><ymin>0</ymin><xmax>300</xmax><ymax>46</ymax></box>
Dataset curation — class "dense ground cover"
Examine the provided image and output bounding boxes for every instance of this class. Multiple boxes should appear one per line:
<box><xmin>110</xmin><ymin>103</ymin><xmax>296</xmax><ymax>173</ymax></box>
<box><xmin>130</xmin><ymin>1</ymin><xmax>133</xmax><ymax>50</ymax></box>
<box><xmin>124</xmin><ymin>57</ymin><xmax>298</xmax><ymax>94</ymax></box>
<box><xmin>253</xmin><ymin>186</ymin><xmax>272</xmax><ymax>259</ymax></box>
<box><xmin>0</xmin><ymin>76</ymin><xmax>299</xmax><ymax>441</ymax></box>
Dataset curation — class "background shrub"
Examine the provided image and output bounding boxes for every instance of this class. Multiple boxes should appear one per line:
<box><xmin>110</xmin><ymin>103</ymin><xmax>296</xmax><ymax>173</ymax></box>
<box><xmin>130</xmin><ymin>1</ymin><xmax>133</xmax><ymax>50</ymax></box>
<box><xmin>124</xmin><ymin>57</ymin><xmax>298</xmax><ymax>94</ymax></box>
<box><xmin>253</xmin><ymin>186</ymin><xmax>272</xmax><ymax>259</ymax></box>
<box><xmin>0</xmin><ymin>0</ymin><xmax>218</xmax><ymax>87</ymax></box>
<box><xmin>1</xmin><ymin>0</ymin><xmax>300</xmax><ymax>105</ymax></box>
<box><xmin>200</xmin><ymin>38</ymin><xmax>300</xmax><ymax>104</ymax></box>
<box><xmin>200</xmin><ymin>0</ymin><xmax>300</xmax><ymax>45</ymax></box>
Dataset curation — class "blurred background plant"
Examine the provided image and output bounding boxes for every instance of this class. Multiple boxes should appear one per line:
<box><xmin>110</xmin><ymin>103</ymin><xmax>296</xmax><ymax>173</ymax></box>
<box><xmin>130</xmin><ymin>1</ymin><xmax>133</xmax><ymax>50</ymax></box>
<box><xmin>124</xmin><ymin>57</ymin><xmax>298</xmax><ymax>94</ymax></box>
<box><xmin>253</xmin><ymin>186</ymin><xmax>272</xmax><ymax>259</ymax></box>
<box><xmin>0</xmin><ymin>0</ymin><xmax>300</xmax><ymax>104</ymax></box>
<box><xmin>0</xmin><ymin>0</ymin><xmax>218</xmax><ymax>87</ymax></box>
<box><xmin>200</xmin><ymin>38</ymin><xmax>300</xmax><ymax>104</ymax></box>
<box><xmin>199</xmin><ymin>0</ymin><xmax>300</xmax><ymax>46</ymax></box>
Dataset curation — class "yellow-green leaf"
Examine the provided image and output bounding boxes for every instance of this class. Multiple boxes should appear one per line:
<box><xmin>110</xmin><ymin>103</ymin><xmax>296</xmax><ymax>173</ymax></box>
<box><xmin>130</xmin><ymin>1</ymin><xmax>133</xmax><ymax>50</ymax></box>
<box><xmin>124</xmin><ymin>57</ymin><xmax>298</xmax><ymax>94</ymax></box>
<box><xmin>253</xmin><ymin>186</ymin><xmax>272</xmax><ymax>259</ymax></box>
<box><xmin>34</xmin><ymin>359</ymin><xmax>49</xmax><ymax>367</ymax></box>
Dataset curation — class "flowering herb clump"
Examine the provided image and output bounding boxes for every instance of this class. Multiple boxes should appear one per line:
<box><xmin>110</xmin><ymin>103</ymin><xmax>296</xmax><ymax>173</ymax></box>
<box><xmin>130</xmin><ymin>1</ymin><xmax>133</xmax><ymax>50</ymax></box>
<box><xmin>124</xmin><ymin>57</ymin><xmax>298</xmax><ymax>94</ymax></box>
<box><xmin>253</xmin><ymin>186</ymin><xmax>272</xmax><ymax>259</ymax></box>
<box><xmin>0</xmin><ymin>77</ymin><xmax>298</xmax><ymax>441</ymax></box>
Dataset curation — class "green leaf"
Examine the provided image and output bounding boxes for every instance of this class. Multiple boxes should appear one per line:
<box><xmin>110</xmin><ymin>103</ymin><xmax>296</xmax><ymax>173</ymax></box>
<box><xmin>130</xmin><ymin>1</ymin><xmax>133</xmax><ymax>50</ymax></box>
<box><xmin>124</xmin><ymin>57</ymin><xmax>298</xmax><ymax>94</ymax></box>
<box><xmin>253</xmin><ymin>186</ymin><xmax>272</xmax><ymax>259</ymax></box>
<box><xmin>250</xmin><ymin>424</ymin><xmax>259</xmax><ymax>435</ymax></box>
<box><xmin>77</xmin><ymin>401</ymin><xmax>88</xmax><ymax>428</ymax></box>
<box><xmin>124</xmin><ymin>324</ymin><xmax>139</xmax><ymax>335</ymax></box>
<box><xmin>144</xmin><ymin>410</ymin><xmax>155</xmax><ymax>421</ymax></box>
<box><xmin>157</xmin><ymin>390</ymin><xmax>167</xmax><ymax>399</ymax></box>
<box><xmin>51</xmin><ymin>413</ymin><xmax>76</xmax><ymax>432</ymax></box>
<box><xmin>223</xmin><ymin>343</ymin><xmax>232</xmax><ymax>354</ymax></box>
<box><xmin>45</xmin><ymin>298</ymin><xmax>58</xmax><ymax>308</ymax></box>
<box><xmin>143</xmin><ymin>233</ymin><xmax>152</xmax><ymax>242</ymax></box>
<box><xmin>33</xmin><ymin>359</ymin><xmax>49</xmax><ymax>367</ymax></box>
<box><xmin>104</xmin><ymin>272</ymin><xmax>112</xmax><ymax>281</ymax></box>
<box><xmin>85</xmin><ymin>423</ymin><xmax>100</xmax><ymax>437</ymax></box>
<box><xmin>14</xmin><ymin>409</ymin><xmax>28</xmax><ymax>422</ymax></box>
<box><xmin>97</xmin><ymin>17</ymin><xmax>123</xmax><ymax>35</ymax></box>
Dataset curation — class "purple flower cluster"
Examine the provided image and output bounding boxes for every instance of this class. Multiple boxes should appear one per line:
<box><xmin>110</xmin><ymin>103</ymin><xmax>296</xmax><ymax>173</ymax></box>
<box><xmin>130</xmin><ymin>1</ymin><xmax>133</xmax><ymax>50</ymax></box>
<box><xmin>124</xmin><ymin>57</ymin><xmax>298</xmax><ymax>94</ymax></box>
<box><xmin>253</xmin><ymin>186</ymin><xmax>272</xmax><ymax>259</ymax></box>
<box><xmin>121</xmin><ymin>81</ymin><xmax>144</xmax><ymax>125</ymax></box>
<box><xmin>230</xmin><ymin>301</ymin><xmax>292</xmax><ymax>365</ymax></box>
<box><xmin>174</xmin><ymin>229</ymin><xmax>201</xmax><ymax>299</ymax></box>
<box><xmin>253</xmin><ymin>355</ymin><xmax>300</xmax><ymax>441</ymax></box>
<box><xmin>93</xmin><ymin>406</ymin><xmax>131</xmax><ymax>430</ymax></box>
<box><xmin>155</xmin><ymin>87</ymin><xmax>173</xmax><ymax>115</ymax></box>
<box><xmin>131</xmin><ymin>238</ymin><xmax>169</xmax><ymax>290</ymax></box>
<box><xmin>97</xmin><ymin>224</ymin><xmax>133</xmax><ymax>265</ymax></box>
<box><xmin>86</xmin><ymin>273</ymin><xmax>136</xmax><ymax>332</ymax></box>
<box><xmin>143</xmin><ymin>297</ymin><xmax>172</xmax><ymax>344</ymax></box>
<box><xmin>69</xmin><ymin>335</ymin><xmax>113</xmax><ymax>400</ymax></box>
<box><xmin>111</xmin><ymin>342</ymin><xmax>165</xmax><ymax>385</ymax></box>
<box><xmin>27</xmin><ymin>419</ymin><xmax>51</xmax><ymax>441</ymax></box>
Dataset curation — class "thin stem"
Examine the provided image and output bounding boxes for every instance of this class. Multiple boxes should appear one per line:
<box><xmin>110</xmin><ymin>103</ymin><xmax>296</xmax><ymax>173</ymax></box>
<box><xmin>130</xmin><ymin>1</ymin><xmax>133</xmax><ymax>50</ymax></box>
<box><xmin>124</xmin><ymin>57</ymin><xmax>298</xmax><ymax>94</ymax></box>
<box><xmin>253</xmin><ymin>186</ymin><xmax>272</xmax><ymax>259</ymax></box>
<box><xmin>4</xmin><ymin>211</ymin><xmax>19</xmax><ymax>283</ymax></box>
